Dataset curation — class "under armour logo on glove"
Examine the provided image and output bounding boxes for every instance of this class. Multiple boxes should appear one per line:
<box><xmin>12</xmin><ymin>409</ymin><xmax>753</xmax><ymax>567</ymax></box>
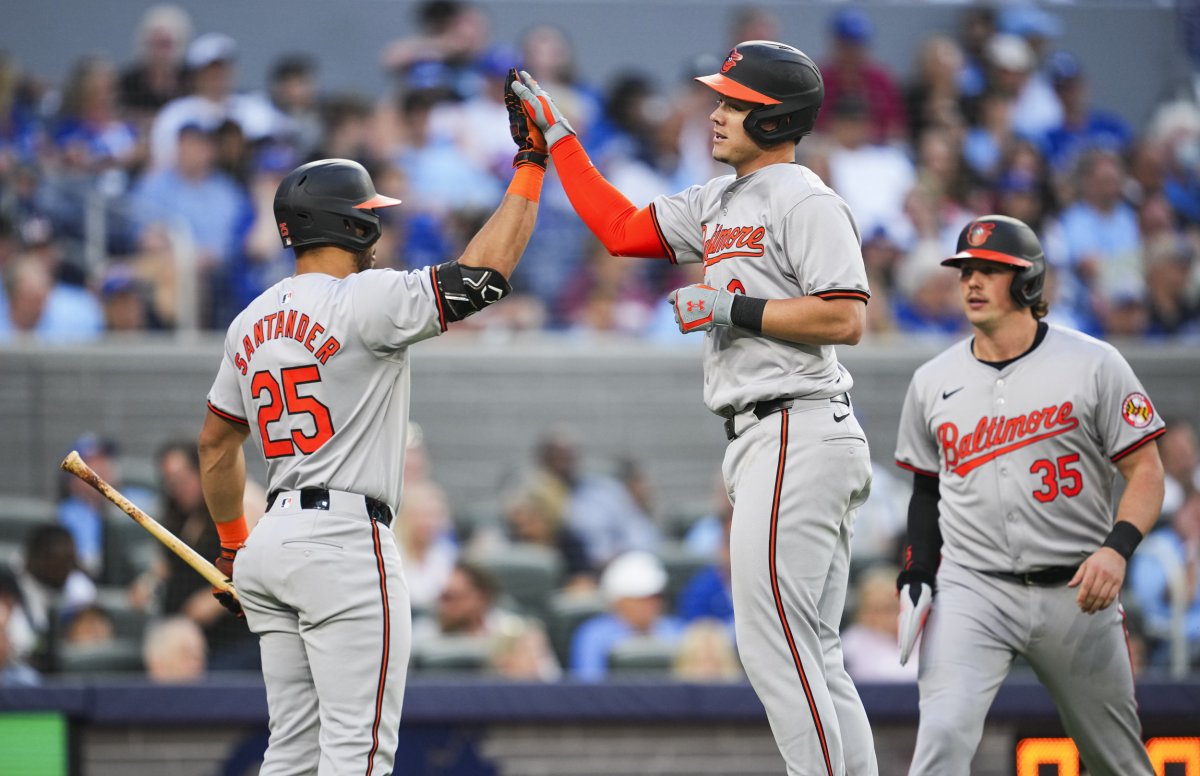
<box><xmin>669</xmin><ymin>284</ymin><xmax>733</xmax><ymax>333</ymax></box>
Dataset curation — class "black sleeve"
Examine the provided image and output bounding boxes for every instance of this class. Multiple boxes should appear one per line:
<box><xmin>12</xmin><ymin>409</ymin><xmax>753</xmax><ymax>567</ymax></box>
<box><xmin>903</xmin><ymin>471</ymin><xmax>942</xmax><ymax>576</ymax></box>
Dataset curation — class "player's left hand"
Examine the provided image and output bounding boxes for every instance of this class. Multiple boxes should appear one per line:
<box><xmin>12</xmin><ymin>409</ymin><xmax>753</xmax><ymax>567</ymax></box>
<box><xmin>504</xmin><ymin>68</ymin><xmax>547</xmax><ymax>169</ymax></box>
<box><xmin>668</xmin><ymin>284</ymin><xmax>734</xmax><ymax>333</ymax></box>
<box><xmin>1067</xmin><ymin>547</ymin><xmax>1126</xmax><ymax>614</ymax></box>
<box><xmin>212</xmin><ymin>546</ymin><xmax>244</xmax><ymax>618</ymax></box>
<box><xmin>510</xmin><ymin>71</ymin><xmax>576</xmax><ymax>148</ymax></box>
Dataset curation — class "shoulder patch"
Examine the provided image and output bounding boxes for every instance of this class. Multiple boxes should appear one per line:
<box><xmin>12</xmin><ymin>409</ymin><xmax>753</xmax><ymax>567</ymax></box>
<box><xmin>1121</xmin><ymin>392</ymin><xmax>1154</xmax><ymax>429</ymax></box>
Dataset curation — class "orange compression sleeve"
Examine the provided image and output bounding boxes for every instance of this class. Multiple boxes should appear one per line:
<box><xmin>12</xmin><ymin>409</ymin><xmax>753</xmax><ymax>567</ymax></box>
<box><xmin>550</xmin><ymin>136</ymin><xmax>672</xmax><ymax>260</ymax></box>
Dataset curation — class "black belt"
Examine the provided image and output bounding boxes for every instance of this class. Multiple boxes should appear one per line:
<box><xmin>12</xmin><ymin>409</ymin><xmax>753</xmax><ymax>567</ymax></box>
<box><xmin>724</xmin><ymin>397</ymin><xmax>796</xmax><ymax>441</ymax></box>
<box><xmin>266</xmin><ymin>488</ymin><xmax>393</xmax><ymax>527</ymax></box>
<box><xmin>980</xmin><ymin>565</ymin><xmax>1079</xmax><ymax>587</ymax></box>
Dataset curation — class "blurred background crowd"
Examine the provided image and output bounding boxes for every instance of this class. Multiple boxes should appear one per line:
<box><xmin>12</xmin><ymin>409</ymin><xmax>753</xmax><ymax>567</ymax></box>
<box><xmin>1</xmin><ymin>1</ymin><xmax>1200</xmax><ymax>341</ymax></box>
<box><xmin>3</xmin><ymin>0</ymin><xmax>1200</xmax><ymax>688</ymax></box>
<box><xmin>3</xmin><ymin>411</ymin><xmax>1199</xmax><ymax>687</ymax></box>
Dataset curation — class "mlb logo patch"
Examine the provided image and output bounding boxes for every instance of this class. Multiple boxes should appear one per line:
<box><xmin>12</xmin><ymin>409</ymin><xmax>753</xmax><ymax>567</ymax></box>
<box><xmin>280</xmin><ymin>496</ymin><xmax>294</xmax><ymax>510</ymax></box>
<box><xmin>280</xmin><ymin>290</ymin><xmax>293</xmax><ymax>305</ymax></box>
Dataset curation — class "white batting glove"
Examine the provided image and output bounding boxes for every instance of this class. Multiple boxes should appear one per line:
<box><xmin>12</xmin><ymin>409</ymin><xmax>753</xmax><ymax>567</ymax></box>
<box><xmin>898</xmin><ymin>582</ymin><xmax>933</xmax><ymax>666</ymax></box>
<box><xmin>668</xmin><ymin>284</ymin><xmax>734</xmax><ymax>334</ymax></box>
<box><xmin>510</xmin><ymin>71</ymin><xmax>576</xmax><ymax>148</ymax></box>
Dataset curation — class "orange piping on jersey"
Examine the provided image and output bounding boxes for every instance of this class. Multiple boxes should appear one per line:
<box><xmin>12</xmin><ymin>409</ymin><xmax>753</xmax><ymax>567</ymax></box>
<box><xmin>366</xmin><ymin>519</ymin><xmax>391</xmax><ymax>776</ymax></box>
<box><xmin>1111</xmin><ymin>428</ymin><xmax>1165</xmax><ymax>462</ymax></box>
<box><xmin>648</xmin><ymin>204</ymin><xmax>677</xmax><ymax>263</ymax></box>
<box><xmin>814</xmin><ymin>289</ymin><xmax>871</xmax><ymax>302</ymax></box>
<box><xmin>207</xmin><ymin>402</ymin><xmax>248</xmax><ymax>426</ymax></box>
<box><xmin>550</xmin><ymin>136</ymin><xmax>671</xmax><ymax>259</ymax></box>
<box><xmin>896</xmin><ymin>460</ymin><xmax>938</xmax><ymax>478</ymax></box>
<box><xmin>429</xmin><ymin>265</ymin><xmax>448</xmax><ymax>332</ymax></box>
<box><xmin>768</xmin><ymin>411</ymin><xmax>834</xmax><ymax>776</ymax></box>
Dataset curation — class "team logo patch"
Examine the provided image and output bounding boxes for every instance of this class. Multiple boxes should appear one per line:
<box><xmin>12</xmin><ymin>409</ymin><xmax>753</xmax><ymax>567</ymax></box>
<box><xmin>1121</xmin><ymin>392</ymin><xmax>1154</xmax><ymax>428</ymax></box>
<box><xmin>721</xmin><ymin>49</ymin><xmax>743</xmax><ymax>73</ymax></box>
<box><xmin>967</xmin><ymin>222</ymin><xmax>996</xmax><ymax>247</ymax></box>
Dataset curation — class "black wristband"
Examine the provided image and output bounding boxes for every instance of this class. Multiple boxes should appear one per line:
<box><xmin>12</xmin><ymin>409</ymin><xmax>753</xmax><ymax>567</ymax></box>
<box><xmin>1101</xmin><ymin>521</ymin><xmax>1144</xmax><ymax>561</ymax></box>
<box><xmin>729</xmin><ymin>294</ymin><xmax>767</xmax><ymax>332</ymax></box>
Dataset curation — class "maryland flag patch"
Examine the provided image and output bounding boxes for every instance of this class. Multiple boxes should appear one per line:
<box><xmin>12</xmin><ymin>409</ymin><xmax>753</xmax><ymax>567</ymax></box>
<box><xmin>1121</xmin><ymin>392</ymin><xmax>1154</xmax><ymax>428</ymax></box>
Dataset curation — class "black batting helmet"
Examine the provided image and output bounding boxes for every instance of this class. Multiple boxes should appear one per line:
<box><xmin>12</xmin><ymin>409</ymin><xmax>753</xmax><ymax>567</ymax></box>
<box><xmin>274</xmin><ymin>159</ymin><xmax>402</xmax><ymax>253</ymax></box>
<box><xmin>942</xmin><ymin>215</ymin><xmax>1046</xmax><ymax>308</ymax></box>
<box><xmin>695</xmin><ymin>40</ymin><xmax>824</xmax><ymax>146</ymax></box>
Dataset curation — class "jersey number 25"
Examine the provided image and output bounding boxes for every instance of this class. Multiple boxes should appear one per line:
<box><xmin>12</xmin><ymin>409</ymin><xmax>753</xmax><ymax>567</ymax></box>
<box><xmin>252</xmin><ymin>366</ymin><xmax>335</xmax><ymax>458</ymax></box>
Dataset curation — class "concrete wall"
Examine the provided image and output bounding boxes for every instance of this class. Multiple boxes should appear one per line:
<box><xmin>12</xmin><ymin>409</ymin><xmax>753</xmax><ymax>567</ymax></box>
<box><xmin>2</xmin><ymin>337</ymin><xmax>1197</xmax><ymax>516</ymax></box>
<box><xmin>0</xmin><ymin>1</ymin><xmax>1185</xmax><ymax>131</ymax></box>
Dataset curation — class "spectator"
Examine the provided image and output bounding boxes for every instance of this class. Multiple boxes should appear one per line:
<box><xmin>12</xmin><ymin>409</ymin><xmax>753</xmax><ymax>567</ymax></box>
<box><xmin>118</xmin><ymin>4</ymin><xmax>192</xmax><ymax>125</ymax></box>
<box><xmin>99</xmin><ymin>264</ymin><xmax>154</xmax><ymax>332</ymax></box>
<box><xmin>56</xmin><ymin>433</ymin><xmax>118</xmax><ymax>578</ymax></box>
<box><xmin>570</xmin><ymin>550</ymin><xmax>683</xmax><ymax>681</ymax></box>
<box><xmin>825</xmin><ymin>93</ymin><xmax>917</xmax><ymax>245</ymax></box>
<box><xmin>0</xmin><ymin>578</ymin><xmax>39</xmax><ymax>686</ymax></box>
<box><xmin>676</xmin><ymin>508</ymin><xmax>733</xmax><ymax>628</ymax></box>
<box><xmin>0</xmin><ymin>253</ymin><xmax>104</xmax><ymax>342</ymax></box>
<box><xmin>558</xmin><ymin>239</ymin><xmax>656</xmax><ymax>335</ymax></box>
<box><xmin>62</xmin><ymin>603</ymin><xmax>115</xmax><ymax>647</ymax></box>
<box><xmin>142</xmin><ymin>615</ymin><xmax>206</xmax><ymax>683</ymax></box>
<box><xmin>52</xmin><ymin>54</ymin><xmax>141</xmax><ymax>191</ymax></box>
<box><xmin>1128</xmin><ymin>492</ymin><xmax>1200</xmax><ymax>668</ymax></box>
<box><xmin>954</xmin><ymin>6</ymin><xmax>997</xmax><ymax>109</ymax></box>
<box><xmin>502</xmin><ymin>474</ymin><xmax>595</xmax><ymax>593</ymax></box>
<box><xmin>518</xmin><ymin>24</ymin><xmax>602</xmax><ymax>139</ymax></box>
<box><xmin>148</xmin><ymin>32</ymin><xmax>282</xmax><ymax>170</ymax></box>
<box><xmin>128</xmin><ymin>122</ymin><xmax>253</xmax><ymax>327</ymax></box>
<box><xmin>394</xmin><ymin>479</ymin><xmax>459</xmax><ymax>613</ymax></box>
<box><xmin>1148</xmin><ymin>102</ymin><xmax>1200</xmax><ymax>227</ymax></box>
<box><xmin>840</xmin><ymin>565</ymin><xmax>917</xmax><ymax>682</ymax></box>
<box><xmin>1144</xmin><ymin>234</ymin><xmax>1200</xmax><ymax>340</ymax></box>
<box><xmin>997</xmin><ymin>5</ymin><xmax>1064</xmax><ymax>145</ymax></box>
<box><xmin>817</xmin><ymin>7</ymin><xmax>907</xmax><ymax>143</ymax></box>
<box><xmin>7</xmin><ymin>525</ymin><xmax>97</xmax><ymax>672</ymax></box>
<box><xmin>1042</xmin><ymin>51</ymin><xmax>1133</xmax><ymax>175</ymax></box>
<box><xmin>429</xmin><ymin>561</ymin><xmax>515</xmax><ymax>638</ymax></box>
<box><xmin>904</xmin><ymin>36</ymin><xmax>967</xmax><ymax>147</ymax></box>
<box><xmin>488</xmin><ymin>616</ymin><xmax>562</xmax><ymax>681</ymax></box>
<box><xmin>672</xmin><ymin>619</ymin><xmax>742</xmax><ymax>682</ymax></box>
<box><xmin>266</xmin><ymin>54</ymin><xmax>322</xmax><ymax>160</ymax></box>
<box><xmin>154</xmin><ymin>440</ymin><xmax>259</xmax><ymax>670</ymax></box>
<box><xmin>568</xmin><ymin>455</ymin><xmax>662</xmax><ymax>568</ymax></box>
<box><xmin>963</xmin><ymin>35</ymin><xmax>1030</xmax><ymax>181</ymax></box>
<box><xmin>1160</xmin><ymin>420</ymin><xmax>1200</xmax><ymax>520</ymax></box>
<box><xmin>1060</xmin><ymin>149</ymin><xmax>1142</xmax><ymax>333</ymax></box>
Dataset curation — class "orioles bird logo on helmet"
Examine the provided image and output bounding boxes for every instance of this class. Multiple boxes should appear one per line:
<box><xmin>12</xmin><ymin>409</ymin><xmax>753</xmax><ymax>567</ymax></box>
<box><xmin>721</xmin><ymin>49</ymin><xmax>743</xmax><ymax>73</ymax></box>
<box><xmin>967</xmin><ymin>222</ymin><xmax>996</xmax><ymax>247</ymax></box>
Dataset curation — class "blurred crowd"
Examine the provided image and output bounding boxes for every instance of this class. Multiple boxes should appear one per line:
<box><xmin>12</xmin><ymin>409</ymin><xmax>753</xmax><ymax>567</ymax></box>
<box><xmin>1</xmin><ymin>2</ymin><xmax>1200</xmax><ymax>341</ymax></box>
<box><xmin>3</xmin><ymin>412</ymin><xmax>1200</xmax><ymax>687</ymax></box>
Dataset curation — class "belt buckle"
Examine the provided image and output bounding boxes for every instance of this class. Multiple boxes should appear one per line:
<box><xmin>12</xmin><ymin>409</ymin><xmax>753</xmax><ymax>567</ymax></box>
<box><xmin>1021</xmin><ymin>572</ymin><xmax>1035</xmax><ymax>586</ymax></box>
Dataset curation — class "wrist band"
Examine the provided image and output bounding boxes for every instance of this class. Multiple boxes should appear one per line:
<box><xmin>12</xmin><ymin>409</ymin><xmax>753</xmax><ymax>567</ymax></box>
<box><xmin>1101</xmin><ymin>520</ymin><xmax>1143</xmax><ymax>560</ymax></box>
<box><xmin>730</xmin><ymin>294</ymin><xmax>767</xmax><ymax>332</ymax></box>
<box><xmin>506</xmin><ymin>164</ymin><xmax>545</xmax><ymax>202</ymax></box>
<box><xmin>215</xmin><ymin>515</ymin><xmax>249</xmax><ymax>549</ymax></box>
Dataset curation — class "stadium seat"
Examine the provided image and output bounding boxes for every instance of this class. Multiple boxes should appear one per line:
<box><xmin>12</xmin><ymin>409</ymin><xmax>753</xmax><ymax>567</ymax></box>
<box><xmin>0</xmin><ymin>495</ymin><xmax>57</xmax><ymax>544</ymax></box>
<box><xmin>655</xmin><ymin>541</ymin><xmax>711</xmax><ymax>606</ymax></box>
<box><xmin>57</xmin><ymin>639</ymin><xmax>145</xmax><ymax>675</ymax></box>
<box><xmin>410</xmin><ymin>635</ymin><xmax>492</xmax><ymax>675</ymax></box>
<box><xmin>606</xmin><ymin>636</ymin><xmax>678</xmax><ymax>678</ymax></box>
<box><xmin>468</xmin><ymin>543</ymin><xmax>563</xmax><ymax>621</ymax></box>
<box><xmin>93</xmin><ymin>586</ymin><xmax>152</xmax><ymax>643</ymax></box>
<box><xmin>545</xmin><ymin>589</ymin><xmax>607</xmax><ymax>667</ymax></box>
<box><xmin>101</xmin><ymin>512</ymin><xmax>160</xmax><ymax>587</ymax></box>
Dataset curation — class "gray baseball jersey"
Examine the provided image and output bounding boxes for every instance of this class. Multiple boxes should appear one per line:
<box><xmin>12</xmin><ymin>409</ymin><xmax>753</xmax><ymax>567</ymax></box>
<box><xmin>895</xmin><ymin>324</ymin><xmax>1162</xmax><ymax>776</ymax></box>
<box><xmin>653</xmin><ymin>161</ymin><xmax>877</xmax><ymax>776</ymax></box>
<box><xmin>895</xmin><ymin>324</ymin><xmax>1165</xmax><ymax>572</ymax></box>
<box><xmin>206</xmin><ymin>266</ymin><xmax>443</xmax><ymax>775</ymax></box>
<box><xmin>652</xmin><ymin>163</ymin><xmax>870</xmax><ymax>415</ymax></box>
<box><xmin>207</xmin><ymin>268</ymin><xmax>444</xmax><ymax>510</ymax></box>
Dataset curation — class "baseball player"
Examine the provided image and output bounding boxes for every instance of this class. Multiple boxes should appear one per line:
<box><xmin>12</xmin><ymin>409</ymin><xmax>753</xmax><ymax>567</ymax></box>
<box><xmin>894</xmin><ymin>215</ymin><xmax>1165</xmax><ymax>776</ymax></box>
<box><xmin>196</xmin><ymin>72</ymin><xmax>545</xmax><ymax>774</ymax></box>
<box><xmin>512</xmin><ymin>42</ymin><xmax>877</xmax><ymax>776</ymax></box>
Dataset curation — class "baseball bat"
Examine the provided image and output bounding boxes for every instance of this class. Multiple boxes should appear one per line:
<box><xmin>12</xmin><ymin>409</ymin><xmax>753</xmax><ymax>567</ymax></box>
<box><xmin>60</xmin><ymin>450</ymin><xmax>237</xmax><ymax>599</ymax></box>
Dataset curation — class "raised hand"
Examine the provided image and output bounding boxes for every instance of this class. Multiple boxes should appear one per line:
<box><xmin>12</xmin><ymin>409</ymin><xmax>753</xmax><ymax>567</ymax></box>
<box><xmin>509</xmin><ymin>70</ymin><xmax>576</xmax><ymax>148</ymax></box>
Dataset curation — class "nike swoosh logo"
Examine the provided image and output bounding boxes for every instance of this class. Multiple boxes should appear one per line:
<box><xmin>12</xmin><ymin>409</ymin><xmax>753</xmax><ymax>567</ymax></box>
<box><xmin>833</xmin><ymin>411</ymin><xmax>850</xmax><ymax>422</ymax></box>
<box><xmin>942</xmin><ymin>387</ymin><xmax>965</xmax><ymax>400</ymax></box>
